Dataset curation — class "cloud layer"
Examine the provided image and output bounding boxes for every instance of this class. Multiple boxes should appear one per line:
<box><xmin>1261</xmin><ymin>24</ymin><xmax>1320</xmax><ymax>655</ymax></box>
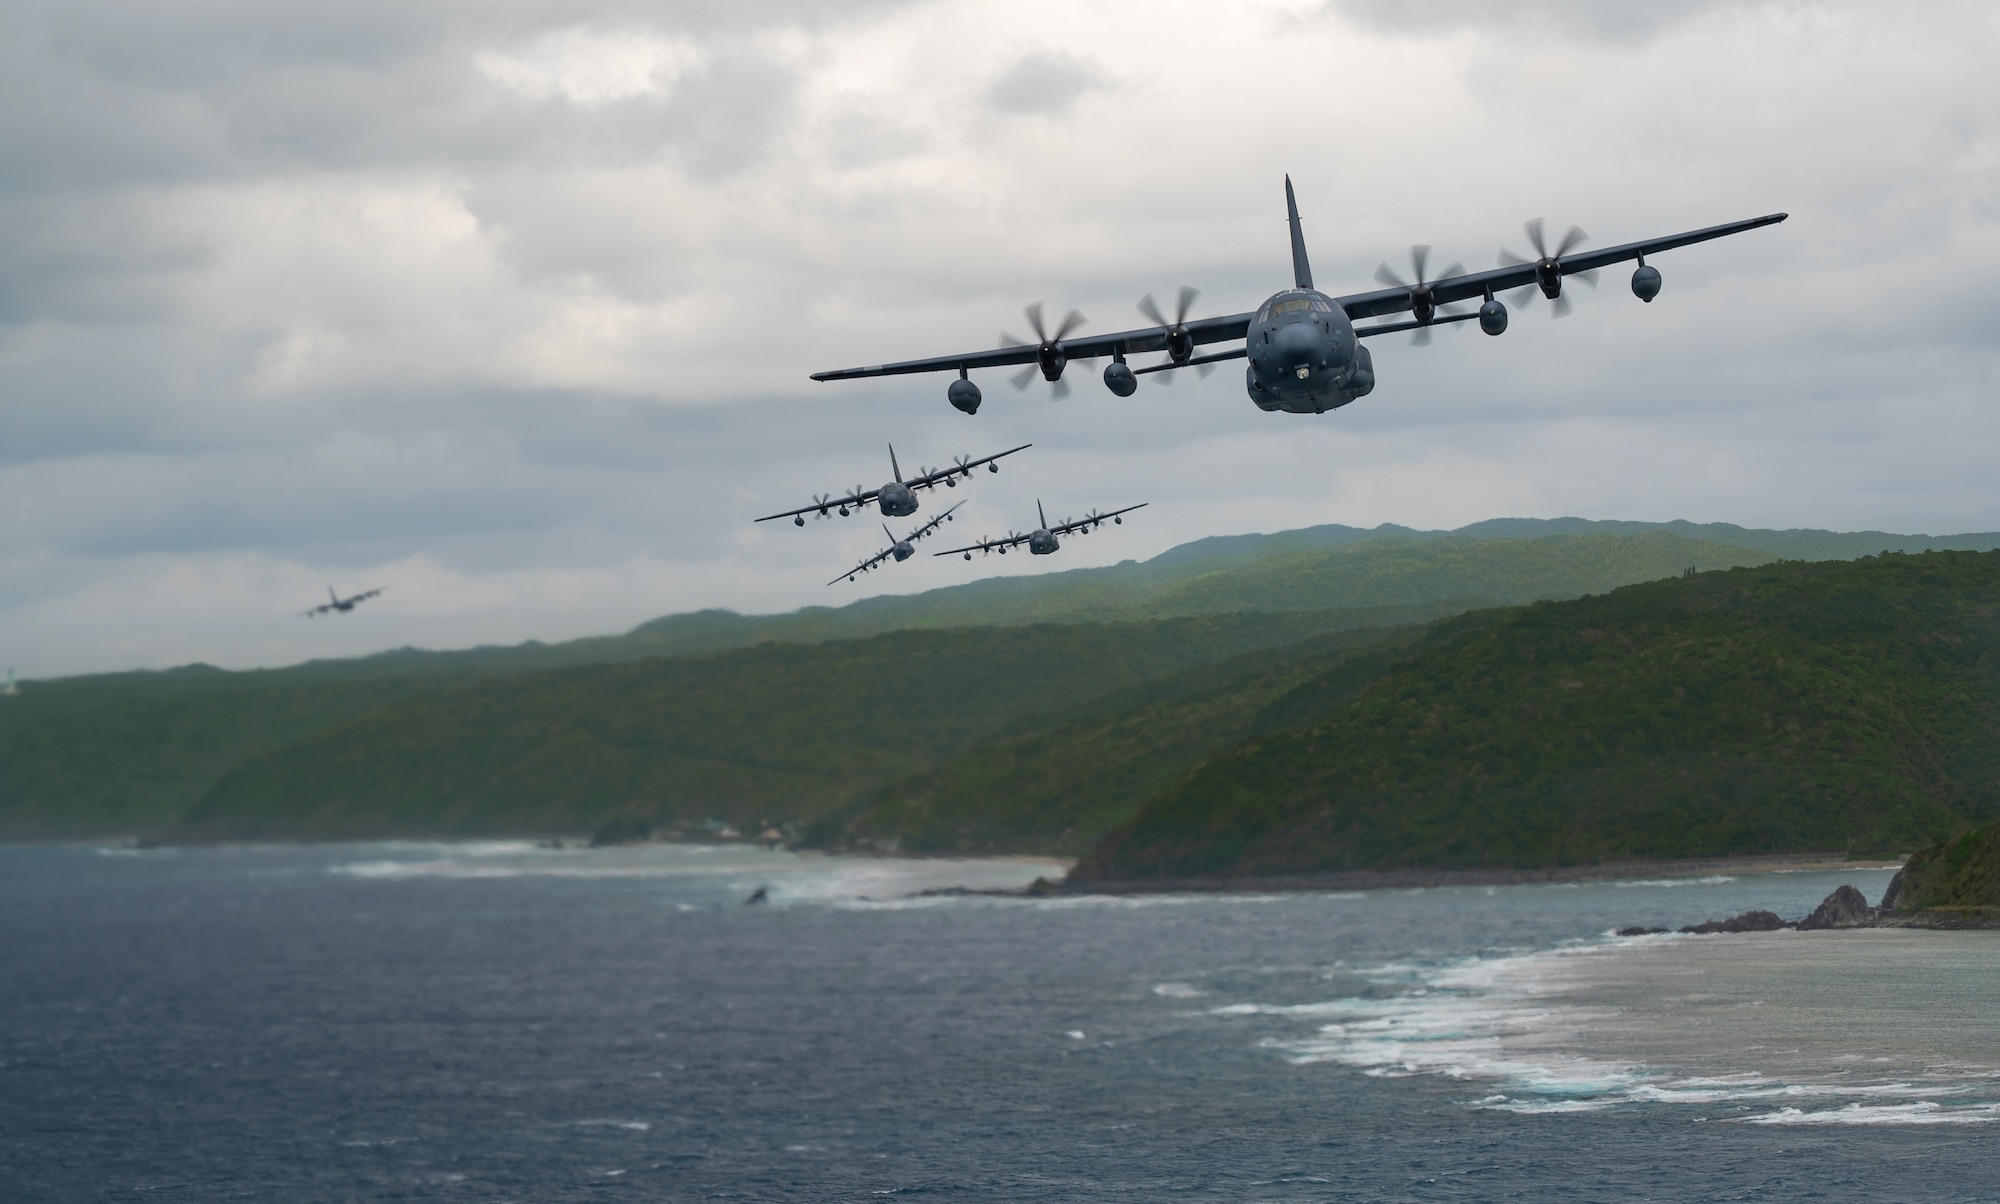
<box><xmin>4</xmin><ymin>0</ymin><xmax>1997</xmax><ymax>676</ymax></box>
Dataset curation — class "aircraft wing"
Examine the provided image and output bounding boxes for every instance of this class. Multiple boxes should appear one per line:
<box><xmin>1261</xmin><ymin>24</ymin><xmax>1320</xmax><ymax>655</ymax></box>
<box><xmin>300</xmin><ymin>603</ymin><xmax>335</xmax><ymax>618</ymax></box>
<box><xmin>828</xmin><ymin>547</ymin><xmax>896</xmax><ymax>586</ymax></box>
<box><xmin>903</xmin><ymin>501</ymin><xmax>964</xmax><ymax>543</ymax></box>
<box><xmin>810</xmin><ymin>315</ymin><xmax>1252</xmax><ymax>383</ymax></box>
<box><xmin>903</xmin><ymin>445</ymin><xmax>1030</xmax><ymax>492</ymax></box>
<box><xmin>755</xmin><ymin>485</ymin><xmax>883</xmax><ymax>524</ymax></box>
<box><xmin>351</xmin><ymin>587</ymin><xmax>387</xmax><ymax>604</ymax></box>
<box><xmin>932</xmin><ymin>531</ymin><xmax>1033</xmax><ymax>559</ymax></box>
<box><xmin>1334</xmin><ymin>213</ymin><xmax>1789</xmax><ymax>321</ymax></box>
<box><xmin>1047</xmin><ymin>502</ymin><xmax>1146</xmax><ymax>537</ymax></box>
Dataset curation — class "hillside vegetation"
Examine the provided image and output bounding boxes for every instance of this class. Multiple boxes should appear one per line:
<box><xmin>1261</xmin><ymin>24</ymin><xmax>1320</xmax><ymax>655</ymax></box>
<box><xmin>10</xmin><ymin>522</ymin><xmax>2000</xmax><ymax>847</ymax></box>
<box><xmin>173</xmin><ymin>612</ymin><xmax>1372</xmax><ymax>841</ymax></box>
<box><xmin>1076</xmin><ymin>552</ymin><xmax>2000</xmax><ymax>882</ymax></box>
<box><xmin>811</xmin><ymin>625</ymin><xmax>1429</xmax><ymax>856</ymax></box>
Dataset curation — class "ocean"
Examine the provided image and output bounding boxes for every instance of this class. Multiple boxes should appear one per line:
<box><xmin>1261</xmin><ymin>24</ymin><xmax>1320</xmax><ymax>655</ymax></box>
<box><xmin>2</xmin><ymin>841</ymin><xmax>1994</xmax><ymax>1201</ymax></box>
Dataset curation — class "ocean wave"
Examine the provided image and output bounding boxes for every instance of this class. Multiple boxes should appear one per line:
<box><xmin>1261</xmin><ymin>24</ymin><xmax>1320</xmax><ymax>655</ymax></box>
<box><xmin>1741</xmin><ymin>1102</ymin><xmax>2000</xmax><ymax>1125</ymax></box>
<box><xmin>1206</xmin><ymin>935</ymin><xmax>2000</xmax><ymax>1121</ymax></box>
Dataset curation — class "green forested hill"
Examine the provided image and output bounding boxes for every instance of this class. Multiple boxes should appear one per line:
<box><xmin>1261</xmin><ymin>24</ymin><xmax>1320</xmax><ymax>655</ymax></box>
<box><xmin>171</xmin><ymin>612</ymin><xmax>1380</xmax><ymax>841</ymax></box>
<box><xmin>811</xmin><ymin>625</ymin><xmax>1424</xmax><ymax>856</ymax></box>
<box><xmin>1075</xmin><ymin>552</ymin><xmax>2000</xmax><ymax>883</ymax></box>
<box><xmin>10</xmin><ymin>520</ymin><xmax>2000</xmax><ymax>845</ymax></box>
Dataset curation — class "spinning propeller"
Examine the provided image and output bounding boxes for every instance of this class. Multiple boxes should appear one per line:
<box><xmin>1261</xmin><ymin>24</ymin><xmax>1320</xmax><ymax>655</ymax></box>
<box><xmin>1137</xmin><ymin>285</ymin><xmax>1212</xmax><ymax>383</ymax></box>
<box><xmin>1500</xmin><ymin>219</ymin><xmax>1599</xmax><ymax>319</ymax></box>
<box><xmin>1375</xmin><ymin>245</ymin><xmax>1468</xmax><ymax>345</ymax></box>
<box><xmin>1002</xmin><ymin>302</ymin><xmax>1086</xmax><ymax>400</ymax></box>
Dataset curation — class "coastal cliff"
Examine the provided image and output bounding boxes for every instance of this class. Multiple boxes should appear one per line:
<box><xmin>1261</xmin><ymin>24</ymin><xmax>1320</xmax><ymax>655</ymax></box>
<box><xmin>1878</xmin><ymin>820</ymin><xmax>2000</xmax><ymax>927</ymax></box>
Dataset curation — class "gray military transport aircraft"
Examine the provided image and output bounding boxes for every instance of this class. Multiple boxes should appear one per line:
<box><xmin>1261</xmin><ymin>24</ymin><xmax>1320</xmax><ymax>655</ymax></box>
<box><xmin>812</xmin><ymin>178</ymin><xmax>1786</xmax><ymax>416</ymax></box>
<box><xmin>755</xmin><ymin>443</ymin><xmax>1030</xmax><ymax>526</ymax></box>
<box><xmin>935</xmin><ymin>500</ymin><xmax>1147</xmax><ymax>561</ymax></box>
<box><xmin>829</xmin><ymin>502</ymin><xmax>963</xmax><ymax>585</ymax></box>
<box><xmin>301</xmin><ymin>586</ymin><xmax>386</xmax><ymax>618</ymax></box>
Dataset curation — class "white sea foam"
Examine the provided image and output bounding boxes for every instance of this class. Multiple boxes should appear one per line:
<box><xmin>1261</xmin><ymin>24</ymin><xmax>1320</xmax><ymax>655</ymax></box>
<box><xmin>1152</xmin><ymin>982</ymin><xmax>1206</xmax><ymax>998</ymax></box>
<box><xmin>566</xmin><ymin>1119</ymin><xmax>651</xmax><ymax>1132</ymax></box>
<box><xmin>329</xmin><ymin>844</ymin><xmax>1063</xmax><ymax>900</ymax></box>
<box><xmin>1208</xmin><ymin>932</ymin><xmax>2000</xmax><ymax>1124</ymax></box>
<box><xmin>1742</xmin><ymin>1102</ymin><xmax>2000</xmax><ymax>1125</ymax></box>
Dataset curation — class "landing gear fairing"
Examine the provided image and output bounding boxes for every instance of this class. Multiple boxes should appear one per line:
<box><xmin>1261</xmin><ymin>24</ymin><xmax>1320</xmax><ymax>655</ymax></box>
<box><xmin>754</xmin><ymin>443</ymin><xmax>1029</xmax><ymax>526</ymax></box>
<box><xmin>934</xmin><ymin>501</ymin><xmax>1146</xmax><ymax>561</ymax></box>
<box><xmin>811</xmin><ymin>179</ymin><xmax>1786</xmax><ymax>416</ymax></box>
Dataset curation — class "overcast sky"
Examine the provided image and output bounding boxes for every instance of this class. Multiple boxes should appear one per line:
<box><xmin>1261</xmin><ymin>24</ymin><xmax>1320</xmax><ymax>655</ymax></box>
<box><xmin>4</xmin><ymin>0</ymin><xmax>1996</xmax><ymax>678</ymax></box>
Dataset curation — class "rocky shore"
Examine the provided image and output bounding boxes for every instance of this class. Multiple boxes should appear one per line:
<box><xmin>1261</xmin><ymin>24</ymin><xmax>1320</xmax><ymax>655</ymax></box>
<box><xmin>1646</xmin><ymin>857</ymin><xmax>2000</xmax><ymax>935</ymax></box>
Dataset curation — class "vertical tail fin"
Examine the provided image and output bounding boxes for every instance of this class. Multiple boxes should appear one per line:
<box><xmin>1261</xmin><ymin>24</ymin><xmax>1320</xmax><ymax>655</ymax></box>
<box><xmin>1037</xmin><ymin>499</ymin><xmax>1048</xmax><ymax>530</ymax></box>
<box><xmin>329</xmin><ymin>587</ymin><xmax>339</xmax><ymax>604</ymax></box>
<box><xmin>888</xmin><ymin>443</ymin><xmax>902</xmax><ymax>483</ymax></box>
<box><xmin>1285</xmin><ymin>175</ymin><xmax>1314</xmax><ymax>290</ymax></box>
<box><xmin>883</xmin><ymin>523</ymin><xmax>896</xmax><ymax>543</ymax></box>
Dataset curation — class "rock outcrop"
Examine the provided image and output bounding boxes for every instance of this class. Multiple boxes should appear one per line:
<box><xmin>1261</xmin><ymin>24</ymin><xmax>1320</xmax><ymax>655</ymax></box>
<box><xmin>1679</xmin><ymin>909</ymin><xmax>1788</xmax><ymax>935</ymax></box>
<box><xmin>1795</xmin><ymin>883</ymin><xmax>1877</xmax><ymax>929</ymax></box>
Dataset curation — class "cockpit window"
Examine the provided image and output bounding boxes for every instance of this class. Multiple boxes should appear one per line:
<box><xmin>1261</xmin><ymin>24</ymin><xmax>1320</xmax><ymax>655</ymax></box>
<box><xmin>1270</xmin><ymin>297</ymin><xmax>1313</xmax><ymax>317</ymax></box>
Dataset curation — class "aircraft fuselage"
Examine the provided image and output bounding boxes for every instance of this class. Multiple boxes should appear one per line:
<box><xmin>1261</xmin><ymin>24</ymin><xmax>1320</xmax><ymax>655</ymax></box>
<box><xmin>1028</xmin><ymin>529</ymin><xmax>1058</xmax><ymax>555</ymax></box>
<box><xmin>1243</xmin><ymin>288</ymin><xmax>1376</xmax><ymax>414</ymax></box>
<box><xmin>878</xmin><ymin>481</ymin><xmax>917</xmax><ymax>517</ymax></box>
<box><xmin>891</xmin><ymin>541</ymin><xmax>915</xmax><ymax>562</ymax></box>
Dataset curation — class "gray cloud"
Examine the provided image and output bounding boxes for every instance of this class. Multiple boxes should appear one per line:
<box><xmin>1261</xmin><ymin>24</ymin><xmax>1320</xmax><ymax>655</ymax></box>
<box><xmin>2</xmin><ymin>0</ymin><xmax>1998</xmax><ymax>676</ymax></box>
<box><xmin>1328</xmin><ymin>0</ymin><xmax>1783</xmax><ymax>44</ymax></box>
<box><xmin>984</xmin><ymin>51</ymin><xmax>1110</xmax><ymax>117</ymax></box>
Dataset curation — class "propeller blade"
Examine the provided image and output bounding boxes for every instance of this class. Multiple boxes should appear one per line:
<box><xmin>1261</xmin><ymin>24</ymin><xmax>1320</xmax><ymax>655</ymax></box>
<box><xmin>1152</xmin><ymin>364</ymin><xmax>1177</xmax><ymax>386</ymax></box>
<box><xmin>1554</xmin><ymin>224</ymin><xmax>1589</xmax><ymax>259</ymax></box>
<box><xmin>1050</xmin><ymin>378</ymin><xmax>1071</xmax><ymax>401</ymax></box>
<box><xmin>1499</xmin><ymin>248</ymin><xmax>1533</xmax><ymax>268</ymax></box>
<box><xmin>1024</xmin><ymin>301</ymin><xmax>1048</xmax><ymax>343</ymax></box>
<box><xmin>1410</xmin><ymin>244</ymin><xmax>1431</xmax><ymax>283</ymax></box>
<box><xmin>999</xmin><ymin>332</ymin><xmax>1031</xmax><ymax>349</ymax></box>
<box><xmin>1411</xmin><ymin>326</ymin><xmax>1432</xmax><ymax>347</ymax></box>
<box><xmin>1573</xmin><ymin>268</ymin><xmax>1600</xmax><ymax>288</ymax></box>
<box><xmin>1375</xmin><ymin>263</ymin><xmax>1409</xmax><ymax>288</ymax></box>
<box><xmin>1174</xmin><ymin>285</ymin><xmax>1199</xmax><ymax>324</ymax></box>
<box><xmin>1435</xmin><ymin>261</ymin><xmax>1465</xmax><ymax>283</ymax></box>
<box><xmin>1010</xmin><ymin>365</ymin><xmax>1037</xmax><ymax>391</ymax></box>
<box><xmin>1525</xmin><ymin>218</ymin><xmax>1548</xmax><ymax>259</ymax></box>
<box><xmin>1051</xmin><ymin>308</ymin><xmax>1086</xmax><ymax>342</ymax></box>
<box><xmin>1137</xmin><ymin>292</ymin><xmax>1167</xmax><ymax>326</ymax></box>
<box><xmin>1551</xmin><ymin>293</ymin><xmax>1573</xmax><ymax>320</ymax></box>
<box><xmin>1196</xmin><ymin>361</ymin><xmax>1216</xmax><ymax>380</ymax></box>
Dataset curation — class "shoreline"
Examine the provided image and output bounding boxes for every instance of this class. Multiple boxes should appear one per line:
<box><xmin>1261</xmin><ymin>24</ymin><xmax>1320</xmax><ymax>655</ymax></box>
<box><xmin>39</xmin><ymin>840</ymin><xmax>1912</xmax><ymax>896</ymax></box>
<box><xmin>1056</xmin><ymin>852</ymin><xmax>1905</xmax><ymax>895</ymax></box>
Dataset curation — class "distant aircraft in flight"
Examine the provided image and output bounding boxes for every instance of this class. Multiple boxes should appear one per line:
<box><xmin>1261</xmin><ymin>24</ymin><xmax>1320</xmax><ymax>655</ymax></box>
<box><xmin>756</xmin><ymin>443</ymin><xmax>1029</xmax><ymax>526</ymax></box>
<box><xmin>301</xmin><ymin>586</ymin><xmax>386</xmax><ymax>618</ymax></box>
<box><xmin>811</xmin><ymin>177</ymin><xmax>1786</xmax><ymax>416</ymax></box>
<box><xmin>935</xmin><ymin>501</ymin><xmax>1146</xmax><ymax>561</ymax></box>
<box><xmin>829</xmin><ymin>503</ymin><xmax>963</xmax><ymax>585</ymax></box>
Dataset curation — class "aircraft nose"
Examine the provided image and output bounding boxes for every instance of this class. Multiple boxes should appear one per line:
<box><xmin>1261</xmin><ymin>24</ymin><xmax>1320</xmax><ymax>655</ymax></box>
<box><xmin>1274</xmin><ymin>321</ymin><xmax>1321</xmax><ymax>367</ymax></box>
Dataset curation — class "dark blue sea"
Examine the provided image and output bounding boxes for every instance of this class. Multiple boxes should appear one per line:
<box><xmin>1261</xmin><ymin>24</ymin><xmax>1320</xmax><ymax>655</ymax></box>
<box><xmin>3</xmin><ymin>842</ymin><xmax>1995</xmax><ymax>1201</ymax></box>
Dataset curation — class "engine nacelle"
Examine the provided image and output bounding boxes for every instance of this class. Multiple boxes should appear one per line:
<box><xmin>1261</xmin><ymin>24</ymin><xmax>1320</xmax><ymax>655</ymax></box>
<box><xmin>1103</xmin><ymin>361</ymin><xmax>1137</xmax><ymax>397</ymax></box>
<box><xmin>1631</xmin><ymin>260</ymin><xmax>1662</xmax><ymax>303</ymax></box>
<box><xmin>947</xmin><ymin>377</ymin><xmax>982</xmax><ymax>415</ymax></box>
<box><xmin>1479</xmin><ymin>298</ymin><xmax>1509</xmax><ymax>336</ymax></box>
